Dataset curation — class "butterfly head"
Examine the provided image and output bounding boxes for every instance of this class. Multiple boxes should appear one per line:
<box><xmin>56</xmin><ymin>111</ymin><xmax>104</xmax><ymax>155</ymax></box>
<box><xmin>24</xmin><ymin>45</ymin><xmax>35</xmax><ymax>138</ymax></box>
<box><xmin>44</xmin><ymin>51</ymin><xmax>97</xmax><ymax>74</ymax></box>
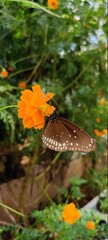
<box><xmin>48</xmin><ymin>110</ymin><xmax>58</xmax><ymax>122</ymax></box>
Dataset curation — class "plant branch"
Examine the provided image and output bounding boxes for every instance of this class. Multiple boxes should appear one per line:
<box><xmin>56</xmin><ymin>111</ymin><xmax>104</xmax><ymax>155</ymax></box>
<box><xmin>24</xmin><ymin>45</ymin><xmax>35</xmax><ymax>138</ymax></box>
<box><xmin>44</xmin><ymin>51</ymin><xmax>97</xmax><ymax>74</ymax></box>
<box><xmin>0</xmin><ymin>105</ymin><xmax>17</xmax><ymax>111</ymax></box>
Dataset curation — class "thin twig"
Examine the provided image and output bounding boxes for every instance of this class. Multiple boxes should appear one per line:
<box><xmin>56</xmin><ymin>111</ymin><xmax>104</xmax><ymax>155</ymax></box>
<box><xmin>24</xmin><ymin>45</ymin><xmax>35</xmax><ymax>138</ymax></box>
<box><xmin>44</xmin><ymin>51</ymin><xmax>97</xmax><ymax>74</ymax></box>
<box><xmin>62</xmin><ymin>60</ymin><xmax>93</xmax><ymax>92</ymax></box>
<box><xmin>26</xmin><ymin>52</ymin><xmax>48</xmax><ymax>84</ymax></box>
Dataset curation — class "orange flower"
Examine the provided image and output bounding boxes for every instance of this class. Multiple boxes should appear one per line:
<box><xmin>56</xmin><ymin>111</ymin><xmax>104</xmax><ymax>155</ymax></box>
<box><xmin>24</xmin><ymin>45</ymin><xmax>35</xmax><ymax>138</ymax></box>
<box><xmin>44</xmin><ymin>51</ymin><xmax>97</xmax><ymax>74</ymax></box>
<box><xmin>94</xmin><ymin>129</ymin><xmax>108</xmax><ymax>137</ymax></box>
<box><xmin>0</xmin><ymin>69</ymin><xmax>8</xmax><ymax>78</ymax></box>
<box><xmin>7</xmin><ymin>66</ymin><xmax>13</xmax><ymax>72</ymax></box>
<box><xmin>86</xmin><ymin>221</ymin><xmax>95</xmax><ymax>230</ymax></box>
<box><xmin>62</xmin><ymin>203</ymin><xmax>81</xmax><ymax>224</ymax></box>
<box><xmin>101</xmin><ymin>129</ymin><xmax>108</xmax><ymax>135</ymax></box>
<box><xmin>94</xmin><ymin>129</ymin><xmax>102</xmax><ymax>137</ymax></box>
<box><xmin>96</xmin><ymin>118</ymin><xmax>100</xmax><ymax>123</ymax></box>
<box><xmin>47</xmin><ymin>0</ymin><xmax>59</xmax><ymax>10</ymax></box>
<box><xmin>18</xmin><ymin>81</ymin><xmax>26</xmax><ymax>89</ymax></box>
<box><xmin>18</xmin><ymin>85</ymin><xmax>56</xmax><ymax>129</ymax></box>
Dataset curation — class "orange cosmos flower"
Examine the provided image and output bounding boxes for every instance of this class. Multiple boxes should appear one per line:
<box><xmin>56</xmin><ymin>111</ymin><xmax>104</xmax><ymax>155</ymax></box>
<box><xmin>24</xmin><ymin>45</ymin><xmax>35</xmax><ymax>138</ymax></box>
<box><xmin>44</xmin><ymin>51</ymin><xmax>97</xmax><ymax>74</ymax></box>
<box><xmin>96</xmin><ymin>118</ymin><xmax>100</xmax><ymax>123</ymax></box>
<box><xmin>94</xmin><ymin>129</ymin><xmax>102</xmax><ymax>137</ymax></box>
<box><xmin>101</xmin><ymin>129</ymin><xmax>108</xmax><ymax>135</ymax></box>
<box><xmin>0</xmin><ymin>69</ymin><xmax>8</xmax><ymax>78</ymax></box>
<box><xmin>7</xmin><ymin>66</ymin><xmax>13</xmax><ymax>72</ymax></box>
<box><xmin>94</xmin><ymin>129</ymin><xmax>107</xmax><ymax>137</ymax></box>
<box><xmin>62</xmin><ymin>202</ymin><xmax>81</xmax><ymax>224</ymax></box>
<box><xmin>18</xmin><ymin>85</ymin><xmax>56</xmax><ymax>129</ymax></box>
<box><xmin>86</xmin><ymin>221</ymin><xmax>95</xmax><ymax>230</ymax></box>
<box><xmin>47</xmin><ymin>0</ymin><xmax>59</xmax><ymax>10</ymax></box>
<box><xmin>18</xmin><ymin>81</ymin><xmax>26</xmax><ymax>89</ymax></box>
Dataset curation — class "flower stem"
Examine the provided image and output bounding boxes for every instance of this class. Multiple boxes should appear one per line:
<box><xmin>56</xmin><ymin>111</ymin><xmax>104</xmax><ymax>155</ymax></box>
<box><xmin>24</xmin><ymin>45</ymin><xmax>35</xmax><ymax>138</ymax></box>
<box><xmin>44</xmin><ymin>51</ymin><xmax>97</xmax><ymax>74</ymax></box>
<box><xmin>0</xmin><ymin>202</ymin><xmax>26</xmax><ymax>218</ymax></box>
<box><xmin>35</xmin><ymin>151</ymin><xmax>61</xmax><ymax>181</ymax></box>
<box><xmin>0</xmin><ymin>105</ymin><xmax>17</xmax><ymax>111</ymax></box>
<box><xmin>8</xmin><ymin>0</ymin><xmax>61</xmax><ymax>18</ymax></box>
<box><xmin>63</xmin><ymin>60</ymin><xmax>93</xmax><ymax>92</ymax></box>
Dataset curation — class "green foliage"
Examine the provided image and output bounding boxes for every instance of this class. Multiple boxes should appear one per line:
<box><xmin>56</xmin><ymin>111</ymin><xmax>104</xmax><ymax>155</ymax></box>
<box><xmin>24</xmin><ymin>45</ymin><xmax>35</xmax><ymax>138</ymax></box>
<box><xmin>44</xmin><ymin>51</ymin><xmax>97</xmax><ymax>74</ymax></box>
<box><xmin>16</xmin><ymin>227</ymin><xmax>47</xmax><ymax>240</ymax></box>
<box><xmin>86</xmin><ymin>167</ymin><xmax>107</xmax><ymax>194</ymax></box>
<box><xmin>69</xmin><ymin>177</ymin><xmax>88</xmax><ymax>201</ymax></box>
<box><xmin>98</xmin><ymin>195</ymin><xmax>108</xmax><ymax>214</ymax></box>
<box><xmin>1</xmin><ymin>204</ymin><xmax>108</xmax><ymax>240</ymax></box>
<box><xmin>0</xmin><ymin>0</ymin><xmax>106</xmax><ymax>156</ymax></box>
<box><xmin>0</xmin><ymin>83</ymin><xmax>18</xmax><ymax>143</ymax></box>
<box><xmin>57</xmin><ymin>177</ymin><xmax>88</xmax><ymax>203</ymax></box>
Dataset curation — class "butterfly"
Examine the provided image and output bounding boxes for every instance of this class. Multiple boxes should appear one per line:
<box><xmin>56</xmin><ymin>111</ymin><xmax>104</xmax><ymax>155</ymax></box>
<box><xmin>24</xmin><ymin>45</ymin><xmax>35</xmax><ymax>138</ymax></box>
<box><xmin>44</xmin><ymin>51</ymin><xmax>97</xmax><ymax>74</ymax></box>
<box><xmin>42</xmin><ymin>111</ymin><xmax>96</xmax><ymax>152</ymax></box>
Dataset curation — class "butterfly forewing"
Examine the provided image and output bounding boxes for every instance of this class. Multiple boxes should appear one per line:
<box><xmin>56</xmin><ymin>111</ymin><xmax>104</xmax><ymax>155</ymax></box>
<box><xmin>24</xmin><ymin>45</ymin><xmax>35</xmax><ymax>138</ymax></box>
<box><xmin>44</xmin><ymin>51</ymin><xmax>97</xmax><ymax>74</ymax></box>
<box><xmin>42</xmin><ymin>114</ymin><xmax>96</xmax><ymax>152</ymax></box>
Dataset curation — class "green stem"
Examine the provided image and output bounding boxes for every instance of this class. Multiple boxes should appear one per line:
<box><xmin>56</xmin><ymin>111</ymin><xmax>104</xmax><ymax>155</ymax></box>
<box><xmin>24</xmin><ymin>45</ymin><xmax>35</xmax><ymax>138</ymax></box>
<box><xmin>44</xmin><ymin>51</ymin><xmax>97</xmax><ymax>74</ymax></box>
<box><xmin>44</xmin><ymin>23</ymin><xmax>49</xmax><ymax>45</ymax></box>
<box><xmin>25</xmin><ymin>152</ymin><xmax>61</xmax><ymax>208</ymax></box>
<box><xmin>37</xmin><ymin>182</ymin><xmax>54</xmax><ymax>205</ymax></box>
<box><xmin>52</xmin><ymin>55</ymin><xmax>57</xmax><ymax>82</ymax></box>
<box><xmin>8</xmin><ymin>0</ymin><xmax>61</xmax><ymax>18</ymax></box>
<box><xmin>26</xmin><ymin>52</ymin><xmax>48</xmax><ymax>83</ymax></box>
<box><xmin>14</xmin><ymin>55</ymin><xmax>37</xmax><ymax>64</ymax></box>
<box><xmin>63</xmin><ymin>60</ymin><xmax>93</xmax><ymax>92</ymax></box>
<box><xmin>25</xmin><ymin>183</ymin><xmax>51</xmax><ymax>207</ymax></box>
<box><xmin>8</xmin><ymin>67</ymin><xmax>34</xmax><ymax>79</ymax></box>
<box><xmin>0</xmin><ymin>202</ymin><xmax>26</xmax><ymax>218</ymax></box>
<box><xmin>0</xmin><ymin>105</ymin><xmax>17</xmax><ymax>111</ymax></box>
<box><xmin>18</xmin><ymin>135</ymin><xmax>42</xmax><ymax>213</ymax></box>
<box><xmin>35</xmin><ymin>152</ymin><xmax>61</xmax><ymax>181</ymax></box>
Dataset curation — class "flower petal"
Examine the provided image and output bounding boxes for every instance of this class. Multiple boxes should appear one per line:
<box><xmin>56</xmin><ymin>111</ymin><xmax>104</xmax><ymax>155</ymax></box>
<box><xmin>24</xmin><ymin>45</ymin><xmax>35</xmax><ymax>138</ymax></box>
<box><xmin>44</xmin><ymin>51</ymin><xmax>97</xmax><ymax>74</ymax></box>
<box><xmin>39</xmin><ymin>104</ymin><xmax>55</xmax><ymax>116</ymax></box>
<box><xmin>18</xmin><ymin>101</ymin><xmax>26</xmax><ymax>118</ymax></box>
<box><xmin>20</xmin><ymin>90</ymin><xmax>33</xmax><ymax>103</ymax></box>
<box><xmin>23</xmin><ymin>116</ymin><xmax>35</xmax><ymax>128</ymax></box>
<box><xmin>31</xmin><ymin>85</ymin><xmax>45</xmax><ymax>106</ymax></box>
<box><xmin>45</xmin><ymin>92</ymin><xmax>55</xmax><ymax>102</ymax></box>
<box><xmin>32</xmin><ymin>110</ymin><xmax>45</xmax><ymax>129</ymax></box>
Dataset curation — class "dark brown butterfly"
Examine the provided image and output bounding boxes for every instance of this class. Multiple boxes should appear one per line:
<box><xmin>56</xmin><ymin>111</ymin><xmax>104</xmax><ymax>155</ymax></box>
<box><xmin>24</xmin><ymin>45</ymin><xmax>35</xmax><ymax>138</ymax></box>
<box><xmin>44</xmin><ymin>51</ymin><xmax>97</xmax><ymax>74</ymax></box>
<box><xmin>42</xmin><ymin>111</ymin><xmax>96</xmax><ymax>152</ymax></box>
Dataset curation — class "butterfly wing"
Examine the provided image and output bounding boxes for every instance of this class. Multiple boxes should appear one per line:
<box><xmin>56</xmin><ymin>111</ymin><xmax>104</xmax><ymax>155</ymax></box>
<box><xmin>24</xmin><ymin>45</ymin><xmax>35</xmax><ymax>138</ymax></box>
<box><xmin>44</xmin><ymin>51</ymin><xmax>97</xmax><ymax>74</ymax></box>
<box><xmin>58</xmin><ymin>117</ymin><xmax>96</xmax><ymax>152</ymax></box>
<box><xmin>42</xmin><ymin>119</ymin><xmax>73</xmax><ymax>151</ymax></box>
<box><xmin>42</xmin><ymin>117</ymin><xmax>96</xmax><ymax>152</ymax></box>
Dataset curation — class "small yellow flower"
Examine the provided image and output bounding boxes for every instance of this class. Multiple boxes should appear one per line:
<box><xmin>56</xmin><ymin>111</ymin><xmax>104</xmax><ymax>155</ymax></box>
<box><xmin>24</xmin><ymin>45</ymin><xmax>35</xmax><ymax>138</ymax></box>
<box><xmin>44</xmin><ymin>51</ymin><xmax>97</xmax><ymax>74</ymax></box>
<box><xmin>47</xmin><ymin>0</ymin><xmax>59</xmax><ymax>10</ymax></box>
<box><xmin>86</xmin><ymin>221</ymin><xmax>95</xmax><ymax>230</ymax></box>
<box><xmin>62</xmin><ymin>202</ymin><xmax>81</xmax><ymax>224</ymax></box>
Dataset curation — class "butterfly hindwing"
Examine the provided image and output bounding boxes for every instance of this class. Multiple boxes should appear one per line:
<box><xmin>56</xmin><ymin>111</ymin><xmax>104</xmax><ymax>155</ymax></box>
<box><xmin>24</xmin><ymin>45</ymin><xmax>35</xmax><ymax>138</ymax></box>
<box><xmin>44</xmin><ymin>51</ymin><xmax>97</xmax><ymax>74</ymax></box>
<box><xmin>42</xmin><ymin>114</ymin><xmax>96</xmax><ymax>152</ymax></box>
<box><xmin>58</xmin><ymin>117</ymin><xmax>96</xmax><ymax>152</ymax></box>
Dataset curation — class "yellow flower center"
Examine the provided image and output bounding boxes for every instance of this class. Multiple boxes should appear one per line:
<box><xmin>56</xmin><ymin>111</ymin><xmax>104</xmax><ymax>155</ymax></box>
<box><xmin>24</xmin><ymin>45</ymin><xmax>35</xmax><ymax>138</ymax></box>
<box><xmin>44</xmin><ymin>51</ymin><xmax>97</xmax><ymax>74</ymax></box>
<box><xmin>38</xmin><ymin>104</ymin><xmax>51</xmax><ymax>116</ymax></box>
